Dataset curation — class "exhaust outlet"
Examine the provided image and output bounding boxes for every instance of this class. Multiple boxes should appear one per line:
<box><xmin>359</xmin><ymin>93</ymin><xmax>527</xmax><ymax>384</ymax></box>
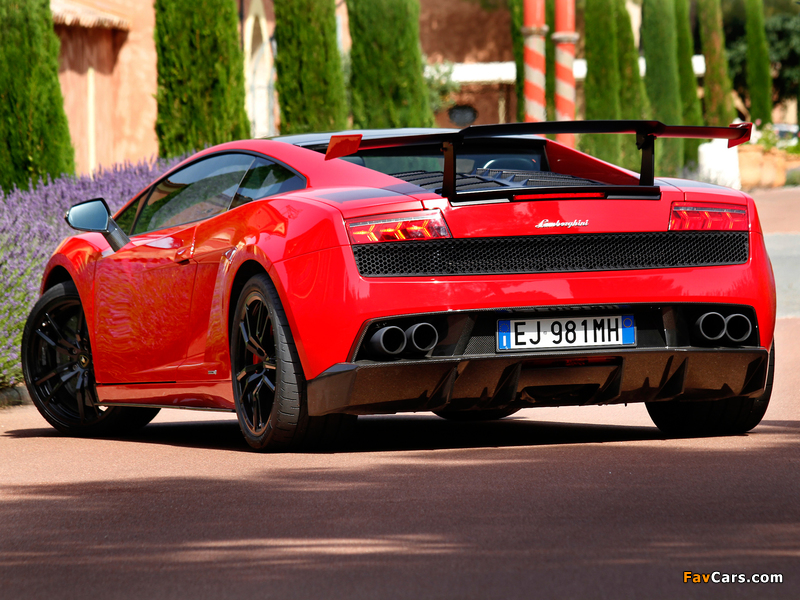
<box><xmin>695</xmin><ymin>312</ymin><xmax>726</xmax><ymax>341</ymax></box>
<box><xmin>725</xmin><ymin>314</ymin><xmax>752</xmax><ymax>343</ymax></box>
<box><xmin>369</xmin><ymin>326</ymin><xmax>406</xmax><ymax>356</ymax></box>
<box><xmin>405</xmin><ymin>322</ymin><xmax>439</xmax><ymax>353</ymax></box>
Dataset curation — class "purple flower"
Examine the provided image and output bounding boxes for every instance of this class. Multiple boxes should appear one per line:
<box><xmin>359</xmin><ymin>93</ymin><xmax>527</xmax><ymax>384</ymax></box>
<box><xmin>0</xmin><ymin>155</ymin><xmax>185</xmax><ymax>387</ymax></box>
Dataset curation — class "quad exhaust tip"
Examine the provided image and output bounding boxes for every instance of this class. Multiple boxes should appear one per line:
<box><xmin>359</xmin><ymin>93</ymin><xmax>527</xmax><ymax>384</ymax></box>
<box><xmin>695</xmin><ymin>312</ymin><xmax>753</xmax><ymax>344</ymax></box>
<box><xmin>695</xmin><ymin>312</ymin><xmax>726</xmax><ymax>341</ymax></box>
<box><xmin>725</xmin><ymin>313</ymin><xmax>752</xmax><ymax>343</ymax></box>
<box><xmin>405</xmin><ymin>322</ymin><xmax>439</xmax><ymax>353</ymax></box>
<box><xmin>370</xmin><ymin>326</ymin><xmax>406</xmax><ymax>356</ymax></box>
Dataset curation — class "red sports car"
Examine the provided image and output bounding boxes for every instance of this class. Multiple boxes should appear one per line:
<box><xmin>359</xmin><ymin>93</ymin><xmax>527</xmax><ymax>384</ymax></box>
<box><xmin>21</xmin><ymin>121</ymin><xmax>775</xmax><ymax>450</ymax></box>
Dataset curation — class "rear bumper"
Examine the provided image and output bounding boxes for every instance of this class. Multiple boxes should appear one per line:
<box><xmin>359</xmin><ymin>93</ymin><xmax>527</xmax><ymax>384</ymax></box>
<box><xmin>306</xmin><ymin>347</ymin><xmax>770</xmax><ymax>416</ymax></box>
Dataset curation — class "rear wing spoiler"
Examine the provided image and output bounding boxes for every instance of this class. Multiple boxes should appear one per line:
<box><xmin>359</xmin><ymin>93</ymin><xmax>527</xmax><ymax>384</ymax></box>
<box><xmin>325</xmin><ymin>120</ymin><xmax>752</xmax><ymax>199</ymax></box>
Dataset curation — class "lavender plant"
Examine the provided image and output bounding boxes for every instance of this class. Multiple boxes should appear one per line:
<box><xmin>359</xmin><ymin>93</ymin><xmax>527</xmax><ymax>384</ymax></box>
<box><xmin>0</xmin><ymin>156</ymin><xmax>184</xmax><ymax>388</ymax></box>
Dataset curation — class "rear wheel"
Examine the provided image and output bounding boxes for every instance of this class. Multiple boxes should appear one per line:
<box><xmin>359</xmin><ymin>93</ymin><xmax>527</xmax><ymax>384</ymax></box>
<box><xmin>646</xmin><ymin>346</ymin><xmax>774</xmax><ymax>436</ymax></box>
<box><xmin>230</xmin><ymin>274</ymin><xmax>355</xmax><ymax>451</ymax></box>
<box><xmin>21</xmin><ymin>282</ymin><xmax>160</xmax><ymax>435</ymax></box>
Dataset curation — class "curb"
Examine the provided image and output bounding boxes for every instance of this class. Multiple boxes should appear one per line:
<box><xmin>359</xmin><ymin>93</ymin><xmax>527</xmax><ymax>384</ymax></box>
<box><xmin>0</xmin><ymin>385</ymin><xmax>32</xmax><ymax>408</ymax></box>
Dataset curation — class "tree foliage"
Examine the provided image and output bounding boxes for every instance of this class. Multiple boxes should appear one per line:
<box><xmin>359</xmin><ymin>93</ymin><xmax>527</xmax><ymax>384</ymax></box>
<box><xmin>154</xmin><ymin>0</ymin><xmax>249</xmax><ymax>158</ymax></box>
<box><xmin>581</xmin><ymin>0</ymin><xmax>621</xmax><ymax>164</ymax></box>
<box><xmin>698</xmin><ymin>0</ymin><xmax>736</xmax><ymax>126</ymax></box>
<box><xmin>642</xmin><ymin>0</ymin><xmax>684</xmax><ymax>176</ymax></box>
<box><xmin>348</xmin><ymin>0</ymin><xmax>433</xmax><ymax>128</ymax></box>
<box><xmin>765</xmin><ymin>13</ymin><xmax>800</xmax><ymax>122</ymax></box>
<box><xmin>615</xmin><ymin>0</ymin><xmax>651</xmax><ymax>172</ymax></box>
<box><xmin>675</xmin><ymin>0</ymin><xmax>705</xmax><ymax>167</ymax></box>
<box><xmin>745</xmin><ymin>0</ymin><xmax>774</xmax><ymax>123</ymax></box>
<box><xmin>0</xmin><ymin>0</ymin><xmax>74</xmax><ymax>192</ymax></box>
<box><xmin>509</xmin><ymin>0</ymin><xmax>525</xmax><ymax>122</ymax></box>
<box><xmin>273</xmin><ymin>0</ymin><xmax>347</xmax><ymax>134</ymax></box>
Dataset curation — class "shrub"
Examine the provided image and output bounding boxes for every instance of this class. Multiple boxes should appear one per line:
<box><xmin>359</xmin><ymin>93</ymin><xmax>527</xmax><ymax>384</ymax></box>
<box><xmin>273</xmin><ymin>0</ymin><xmax>347</xmax><ymax>134</ymax></box>
<box><xmin>581</xmin><ymin>0</ymin><xmax>622</xmax><ymax>165</ymax></box>
<box><xmin>616</xmin><ymin>0</ymin><xmax>651</xmax><ymax>172</ymax></box>
<box><xmin>642</xmin><ymin>0</ymin><xmax>684</xmax><ymax>177</ymax></box>
<box><xmin>745</xmin><ymin>0</ymin><xmax>773</xmax><ymax>125</ymax></box>
<box><xmin>675</xmin><ymin>0</ymin><xmax>705</xmax><ymax>168</ymax></box>
<box><xmin>348</xmin><ymin>0</ymin><xmax>433</xmax><ymax>128</ymax></box>
<box><xmin>0</xmin><ymin>0</ymin><xmax>75</xmax><ymax>193</ymax></box>
<box><xmin>0</xmin><ymin>157</ymin><xmax>183</xmax><ymax>388</ymax></box>
<box><xmin>154</xmin><ymin>0</ymin><xmax>249</xmax><ymax>157</ymax></box>
<box><xmin>698</xmin><ymin>0</ymin><xmax>736</xmax><ymax>126</ymax></box>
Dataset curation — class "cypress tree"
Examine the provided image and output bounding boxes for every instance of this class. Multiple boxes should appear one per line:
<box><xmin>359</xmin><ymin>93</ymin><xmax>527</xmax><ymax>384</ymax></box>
<box><xmin>0</xmin><ymin>0</ymin><xmax>74</xmax><ymax>192</ymax></box>
<box><xmin>348</xmin><ymin>0</ymin><xmax>432</xmax><ymax>129</ymax></box>
<box><xmin>675</xmin><ymin>0</ymin><xmax>705</xmax><ymax>168</ymax></box>
<box><xmin>615</xmin><ymin>0</ymin><xmax>651</xmax><ymax>172</ymax></box>
<box><xmin>509</xmin><ymin>0</ymin><xmax>525</xmax><ymax>122</ymax></box>
<box><xmin>154</xmin><ymin>0</ymin><xmax>249</xmax><ymax>158</ymax></box>
<box><xmin>745</xmin><ymin>0</ymin><xmax>773</xmax><ymax>124</ymax></box>
<box><xmin>274</xmin><ymin>0</ymin><xmax>347</xmax><ymax>134</ymax></box>
<box><xmin>697</xmin><ymin>0</ymin><xmax>735</xmax><ymax>126</ymax></box>
<box><xmin>642</xmin><ymin>0</ymin><xmax>684</xmax><ymax>177</ymax></box>
<box><xmin>581</xmin><ymin>0</ymin><xmax>621</xmax><ymax>165</ymax></box>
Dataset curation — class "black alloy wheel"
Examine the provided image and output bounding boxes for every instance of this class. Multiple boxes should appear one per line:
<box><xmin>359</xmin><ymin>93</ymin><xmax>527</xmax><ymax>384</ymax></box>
<box><xmin>230</xmin><ymin>274</ymin><xmax>357</xmax><ymax>451</ymax></box>
<box><xmin>233</xmin><ymin>289</ymin><xmax>278</xmax><ymax>438</ymax></box>
<box><xmin>21</xmin><ymin>282</ymin><xmax>160</xmax><ymax>435</ymax></box>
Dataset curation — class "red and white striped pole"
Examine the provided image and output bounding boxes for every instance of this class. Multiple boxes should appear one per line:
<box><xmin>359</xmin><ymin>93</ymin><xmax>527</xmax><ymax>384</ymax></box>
<box><xmin>522</xmin><ymin>0</ymin><xmax>547</xmax><ymax>122</ymax></box>
<box><xmin>553</xmin><ymin>0</ymin><xmax>578</xmax><ymax>147</ymax></box>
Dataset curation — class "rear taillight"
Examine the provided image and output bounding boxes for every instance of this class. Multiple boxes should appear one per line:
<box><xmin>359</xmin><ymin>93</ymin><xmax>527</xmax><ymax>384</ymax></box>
<box><xmin>669</xmin><ymin>202</ymin><xmax>748</xmax><ymax>231</ymax></box>
<box><xmin>346</xmin><ymin>210</ymin><xmax>451</xmax><ymax>244</ymax></box>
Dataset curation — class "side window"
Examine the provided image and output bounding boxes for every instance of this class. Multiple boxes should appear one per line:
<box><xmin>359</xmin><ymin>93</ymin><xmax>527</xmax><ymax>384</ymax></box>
<box><xmin>113</xmin><ymin>189</ymin><xmax>148</xmax><ymax>235</ymax></box>
<box><xmin>131</xmin><ymin>154</ymin><xmax>254</xmax><ymax>235</ymax></box>
<box><xmin>230</xmin><ymin>157</ymin><xmax>306</xmax><ymax>210</ymax></box>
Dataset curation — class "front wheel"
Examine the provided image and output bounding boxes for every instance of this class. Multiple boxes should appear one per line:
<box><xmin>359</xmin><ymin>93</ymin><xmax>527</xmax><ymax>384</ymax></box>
<box><xmin>21</xmin><ymin>282</ymin><xmax>160</xmax><ymax>435</ymax></box>
<box><xmin>646</xmin><ymin>346</ymin><xmax>774</xmax><ymax>436</ymax></box>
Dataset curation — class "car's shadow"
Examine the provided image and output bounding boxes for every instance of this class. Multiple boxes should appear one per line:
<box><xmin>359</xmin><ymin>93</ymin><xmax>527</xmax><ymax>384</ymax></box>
<box><xmin>9</xmin><ymin>412</ymin><xmax>796</xmax><ymax>453</ymax></box>
<box><xmin>6</xmin><ymin>413</ymin><xmax>670</xmax><ymax>453</ymax></box>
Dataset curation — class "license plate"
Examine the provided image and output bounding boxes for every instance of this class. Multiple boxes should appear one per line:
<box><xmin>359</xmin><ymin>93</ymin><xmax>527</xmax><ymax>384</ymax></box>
<box><xmin>497</xmin><ymin>315</ymin><xmax>636</xmax><ymax>351</ymax></box>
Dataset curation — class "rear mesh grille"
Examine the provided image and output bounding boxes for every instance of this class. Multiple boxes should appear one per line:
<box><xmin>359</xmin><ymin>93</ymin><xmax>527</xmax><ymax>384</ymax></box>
<box><xmin>352</xmin><ymin>231</ymin><xmax>749</xmax><ymax>277</ymax></box>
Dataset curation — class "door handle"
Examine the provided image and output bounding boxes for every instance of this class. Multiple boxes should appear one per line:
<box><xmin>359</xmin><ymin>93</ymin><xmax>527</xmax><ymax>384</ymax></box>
<box><xmin>174</xmin><ymin>246</ymin><xmax>192</xmax><ymax>264</ymax></box>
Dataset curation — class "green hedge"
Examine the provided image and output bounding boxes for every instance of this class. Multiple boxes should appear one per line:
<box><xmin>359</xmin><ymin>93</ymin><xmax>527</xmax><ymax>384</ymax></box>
<box><xmin>616</xmin><ymin>0</ymin><xmax>651</xmax><ymax>172</ymax></box>
<box><xmin>154</xmin><ymin>0</ymin><xmax>249</xmax><ymax>157</ymax></box>
<box><xmin>642</xmin><ymin>0</ymin><xmax>684</xmax><ymax>177</ymax></box>
<box><xmin>0</xmin><ymin>0</ymin><xmax>74</xmax><ymax>192</ymax></box>
<box><xmin>274</xmin><ymin>0</ymin><xmax>347</xmax><ymax>134</ymax></box>
<box><xmin>348</xmin><ymin>0</ymin><xmax>432</xmax><ymax>128</ymax></box>
<box><xmin>581</xmin><ymin>0</ymin><xmax>622</xmax><ymax>164</ymax></box>
<box><xmin>745</xmin><ymin>0</ymin><xmax>773</xmax><ymax>124</ymax></box>
<box><xmin>698</xmin><ymin>0</ymin><xmax>735</xmax><ymax>126</ymax></box>
<box><xmin>675</xmin><ymin>0</ymin><xmax>705</xmax><ymax>167</ymax></box>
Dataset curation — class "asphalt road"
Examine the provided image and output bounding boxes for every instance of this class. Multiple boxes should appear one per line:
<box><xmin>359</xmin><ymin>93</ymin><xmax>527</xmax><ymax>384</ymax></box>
<box><xmin>1</xmin><ymin>189</ymin><xmax>798</xmax><ymax>599</ymax></box>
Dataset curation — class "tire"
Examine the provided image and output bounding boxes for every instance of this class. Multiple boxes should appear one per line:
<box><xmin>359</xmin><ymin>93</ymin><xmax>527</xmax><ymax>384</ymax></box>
<box><xmin>230</xmin><ymin>274</ymin><xmax>355</xmax><ymax>451</ymax></box>
<box><xmin>646</xmin><ymin>346</ymin><xmax>775</xmax><ymax>436</ymax></box>
<box><xmin>434</xmin><ymin>407</ymin><xmax>521</xmax><ymax>421</ymax></box>
<box><xmin>21</xmin><ymin>282</ymin><xmax>160</xmax><ymax>436</ymax></box>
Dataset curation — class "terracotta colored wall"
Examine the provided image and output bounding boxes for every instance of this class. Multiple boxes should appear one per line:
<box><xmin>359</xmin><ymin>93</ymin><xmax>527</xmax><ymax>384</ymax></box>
<box><xmin>56</xmin><ymin>0</ymin><xmax>158</xmax><ymax>175</ymax></box>
<box><xmin>419</xmin><ymin>0</ymin><xmax>513</xmax><ymax>63</ymax></box>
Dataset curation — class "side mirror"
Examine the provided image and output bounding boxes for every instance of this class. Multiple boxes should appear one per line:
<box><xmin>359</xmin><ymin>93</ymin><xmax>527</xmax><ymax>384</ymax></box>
<box><xmin>65</xmin><ymin>198</ymin><xmax>131</xmax><ymax>252</ymax></box>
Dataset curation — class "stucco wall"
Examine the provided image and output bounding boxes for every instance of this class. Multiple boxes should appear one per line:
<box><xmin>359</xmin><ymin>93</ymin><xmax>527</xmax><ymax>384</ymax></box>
<box><xmin>56</xmin><ymin>0</ymin><xmax>158</xmax><ymax>175</ymax></box>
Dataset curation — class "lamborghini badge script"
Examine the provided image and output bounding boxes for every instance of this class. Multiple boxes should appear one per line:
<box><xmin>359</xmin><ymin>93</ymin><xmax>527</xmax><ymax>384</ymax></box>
<box><xmin>535</xmin><ymin>219</ymin><xmax>589</xmax><ymax>229</ymax></box>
